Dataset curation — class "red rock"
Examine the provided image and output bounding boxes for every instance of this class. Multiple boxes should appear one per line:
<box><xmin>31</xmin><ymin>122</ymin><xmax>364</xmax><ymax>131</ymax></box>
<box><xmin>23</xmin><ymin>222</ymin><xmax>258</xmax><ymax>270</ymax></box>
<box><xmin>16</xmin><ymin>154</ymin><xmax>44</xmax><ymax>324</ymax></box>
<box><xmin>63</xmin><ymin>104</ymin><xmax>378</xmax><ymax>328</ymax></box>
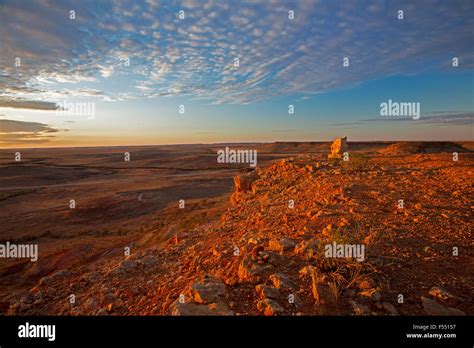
<box><xmin>257</xmin><ymin>298</ymin><xmax>284</xmax><ymax>316</ymax></box>
<box><xmin>328</xmin><ymin>137</ymin><xmax>348</xmax><ymax>159</ymax></box>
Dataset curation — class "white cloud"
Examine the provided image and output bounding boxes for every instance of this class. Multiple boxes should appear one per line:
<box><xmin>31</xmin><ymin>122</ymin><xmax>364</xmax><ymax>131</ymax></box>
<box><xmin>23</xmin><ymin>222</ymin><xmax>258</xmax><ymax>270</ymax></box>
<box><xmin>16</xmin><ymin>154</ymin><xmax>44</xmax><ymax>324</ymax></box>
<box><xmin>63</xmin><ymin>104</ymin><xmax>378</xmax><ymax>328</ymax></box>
<box><xmin>0</xmin><ymin>0</ymin><xmax>472</xmax><ymax>109</ymax></box>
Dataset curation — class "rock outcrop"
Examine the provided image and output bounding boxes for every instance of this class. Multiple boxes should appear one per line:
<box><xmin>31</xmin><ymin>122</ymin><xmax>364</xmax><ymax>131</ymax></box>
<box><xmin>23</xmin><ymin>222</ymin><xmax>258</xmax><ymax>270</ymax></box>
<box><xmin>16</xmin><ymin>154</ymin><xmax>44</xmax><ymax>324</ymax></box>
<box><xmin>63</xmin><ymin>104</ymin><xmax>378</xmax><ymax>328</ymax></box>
<box><xmin>230</xmin><ymin>170</ymin><xmax>259</xmax><ymax>205</ymax></box>
<box><xmin>328</xmin><ymin>137</ymin><xmax>348</xmax><ymax>159</ymax></box>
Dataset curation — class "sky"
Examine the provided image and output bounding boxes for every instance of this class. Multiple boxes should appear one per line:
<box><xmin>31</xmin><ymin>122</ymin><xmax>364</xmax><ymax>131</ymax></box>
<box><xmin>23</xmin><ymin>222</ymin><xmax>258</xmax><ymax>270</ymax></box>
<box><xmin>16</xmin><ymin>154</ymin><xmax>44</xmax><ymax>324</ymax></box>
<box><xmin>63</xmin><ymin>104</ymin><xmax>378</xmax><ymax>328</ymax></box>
<box><xmin>0</xmin><ymin>0</ymin><xmax>473</xmax><ymax>148</ymax></box>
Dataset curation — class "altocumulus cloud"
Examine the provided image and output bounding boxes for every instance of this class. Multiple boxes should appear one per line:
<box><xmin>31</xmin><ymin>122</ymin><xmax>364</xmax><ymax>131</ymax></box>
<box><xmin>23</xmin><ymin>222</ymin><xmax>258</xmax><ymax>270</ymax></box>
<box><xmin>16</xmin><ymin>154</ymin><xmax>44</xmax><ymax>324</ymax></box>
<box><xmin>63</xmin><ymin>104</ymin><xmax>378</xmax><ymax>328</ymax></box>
<box><xmin>0</xmin><ymin>0</ymin><xmax>473</xmax><ymax>108</ymax></box>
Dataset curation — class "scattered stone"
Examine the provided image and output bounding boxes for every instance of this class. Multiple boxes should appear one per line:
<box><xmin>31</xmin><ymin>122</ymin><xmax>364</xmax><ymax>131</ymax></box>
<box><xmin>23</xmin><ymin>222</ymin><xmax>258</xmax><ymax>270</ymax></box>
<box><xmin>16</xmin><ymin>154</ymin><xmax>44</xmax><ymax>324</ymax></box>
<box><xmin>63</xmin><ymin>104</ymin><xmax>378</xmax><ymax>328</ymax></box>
<box><xmin>53</xmin><ymin>270</ymin><xmax>72</xmax><ymax>279</ymax></box>
<box><xmin>312</xmin><ymin>282</ymin><xmax>337</xmax><ymax>306</ymax></box>
<box><xmin>250</xmin><ymin>245</ymin><xmax>265</xmax><ymax>260</ymax></box>
<box><xmin>211</xmin><ymin>247</ymin><xmax>221</xmax><ymax>258</ymax></box>
<box><xmin>371</xmin><ymin>291</ymin><xmax>382</xmax><ymax>302</ymax></box>
<box><xmin>191</xmin><ymin>279</ymin><xmax>226</xmax><ymax>304</ymax></box>
<box><xmin>7</xmin><ymin>302</ymin><xmax>21</xmax><ymax>315</ymax></box>
<box><xmin>257</xmin><ymin>298</ymin><xmax>284</xmax><ymax>316</ymax></box>
<box><xmin>247</xmin><ymin>237</ymin><xmax>259</xmax><ymax>245</ymax></box>
<box><xmin>294</xmin><ymin>240</ymin><xmax>319</xmax><ymax>258</ymax></box>
<box><xmin>338</xmin><ymin>218</ymin><xmax>350</xmax><ymax>227</ymax></box>
<box><xmin>233</xmin><ymin>172</ymin><xmax>258</xmax><ymax>193</ymax></box>
<box><xmin>83</xmin><ymin>297</ymin><xmax>99</xmax><ymax>312</ymax></box>
<box><xmin>20</xmin><ymin>292</ymin><xmax>33</xmax><ymax>304</ymax></box>
<box><xmin>358</xmin><ymin>289</ymin><xmax>382</xmax><ymax>302</ymax></box>
<box><xmin>350</xmin><ymin>300</ymin><xmax>371</xmax><ymax>316</ymax></box>
<box><xmin>33</xmin><ymin>291</ymin><xmax>44</xmax><ymax>303</ymax></box>
<box><xmin>140</xmin><ymin>255</ymin><xmax>158</xmax><ymax>267</ymax></box>
<box><xmin>322</xmin><ymin>224</ymin><xmax>333</xmax><ymax>237</ymax></box>
<box><xmin>103</xmin><ymin>293</ymin><xmax>116</xmax><ymax>304</ymax></box>
<box><xmin>298</xmin><ymin>266</ymin><xmax>312</xmax><ymax>278</ymax></box>
<box><xmin>428</xmin><ymin>286</ymin><xmax>454</xmax><ymax>301</ymax></box>
<box><xmin>207</xmin><ymin>302</ymin><xmax>235</xmax><ymax>315</ymax></box>
<box><xmin>255</xmin><ymin>284</ymin><xmax>281</xmax><ymax>300</ymax></box>
<box><xmin>422</xmin><ymin>297</ymin><xmax>465</xmax><ymax>316</ymax></box>
<box><xmin>237</xmin><ymin>255</ymin><xmax>274</xmax><ymax>283</ymax></box>
<box><xmin>307</xmin><ymin>267</ymin><xmax>337</xmax><ymax>307</ymax></box>
<box><xmin>342</xmin><ymin>288</ymin><xmax>356</xmax><ymax>298</ymax></box>
<box><xmin>82</xmin><ymin>271</ymin><xmax>101</xmax><ymax>283</ymax></box>
<box><xmin>382</xmin><ymin>302</ymin><xmax>399</xmax><ymax>315</ymax></box>
<box><xmin>269</xmin><ymin>273</ymin><xmax>294</xmax><ymax>290</ymax></box>
<box><xmin>96</xmin><ymin>308</ymin><xmax>108</xmax><ymax>316</ymax></box>
<box><xmin>38</xmin><ymin>276</ymin><xmax>52</xmax><ymax>286</ymax></box>
<box><xmin>355</xmin><ymin>278</ymin><xmax>376</xmax><ymax>290</ymax></box>
<box><xmin>119</xmin><ymin>260</ymin><xmax>138</xmax><ymax>270</ymax></box>
<box><xmin>259</xmin><ymin>251</ymin><xmax>284</xmax><ymax>266</ymax></box>
<box><xmin>269</xmin><ymin>238</ymin><xmax>297</xmax><ymax>253</ymax></box>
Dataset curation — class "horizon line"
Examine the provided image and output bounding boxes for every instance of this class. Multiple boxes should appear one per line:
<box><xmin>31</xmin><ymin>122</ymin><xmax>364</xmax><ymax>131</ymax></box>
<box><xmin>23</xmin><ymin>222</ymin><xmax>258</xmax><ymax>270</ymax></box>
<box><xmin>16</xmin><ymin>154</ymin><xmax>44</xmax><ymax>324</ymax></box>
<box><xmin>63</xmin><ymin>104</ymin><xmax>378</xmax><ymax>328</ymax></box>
<box><xmin>1</xmin><ymin>139</ymin><xmax>473</xmax><ymax>151</ymax></box>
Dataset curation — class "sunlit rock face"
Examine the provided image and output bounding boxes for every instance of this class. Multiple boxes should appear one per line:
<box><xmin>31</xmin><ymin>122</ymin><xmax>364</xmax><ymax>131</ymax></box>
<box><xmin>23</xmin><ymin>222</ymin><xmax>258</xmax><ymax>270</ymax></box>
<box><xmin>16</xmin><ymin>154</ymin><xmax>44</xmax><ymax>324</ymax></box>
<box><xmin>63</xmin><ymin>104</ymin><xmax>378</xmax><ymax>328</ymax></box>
<box><xmin>328</xmin><ymin>137</ymin><xmax>347</xmax><ymax>159</ymax></box>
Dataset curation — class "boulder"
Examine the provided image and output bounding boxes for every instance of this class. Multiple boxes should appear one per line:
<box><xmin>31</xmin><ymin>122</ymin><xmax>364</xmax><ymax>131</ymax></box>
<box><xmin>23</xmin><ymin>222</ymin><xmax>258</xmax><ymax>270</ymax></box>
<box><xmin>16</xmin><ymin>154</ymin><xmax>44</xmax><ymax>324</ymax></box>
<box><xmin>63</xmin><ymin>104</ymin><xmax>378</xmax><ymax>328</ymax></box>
<box><xmin>257</xmin><ymin>298</ymin><xmax>284</xmax><ymax>316</ymax></box>
<box><xmin>312</xmin><ymin>282</ymin><xmax>337</xmax><ymax>306</ymax></box>
<box><xmin>190</xmin><ymin>279</ymin><xmax>226</xmax><ymax>304</ymax></box>
<box><xmin>259</xmin><ymin>251</ymin><xmax>284</xmax><ymax>266</ymax></box>
<box><xmin>269</xmin><ymin>273</ymin><xmax>295</xmax><ymax>290</ymax></box>
<box><xmin>428</xmin><ymin>286</ymin><xmax>455</xmax><ymax>301</ymax></box>
<box><xmin>350</xmin><ymin>300</ymin><xmax>372</xmax><ymax>315</ymax></box>
<box><xmin>307</xmin><ymin>267</ymin><xmax>337</xmax><ymax>307</ymax></box>
<box><xmin>358</xmin><ymin>289</ymin><xmax>382</xmax><ymax>302</ymax></box>
<box><xmin>382</xmin><ymin>302</ymin><xmax>399</xmax><ymax>315</ymax></box>
<box><xmin>231</xmin><ymin>172</ymin><xmax>258</xmax><ymax>205</ymax></box>
<box><xmin>255</xmin><ymin>284</ymin><xmax>281</xmax><ymax>300</ymax></box>
<box><xmin>233</xmin><ymin>171</ymin><xmax>258</xmax><ymax>193</ymax></box>
<box><xmin>269</xmin><ymin>238</ymin><xmax>297</xmax><ymax>253</ymax></box>
<box><xmin>328</xmin><ymin>137</ymin><xmax>348</xmax><ymax>159</ymax></box>
<box><xmin>96</xmin><ymin>308</ymin><xmax>108</xmax><ymax>316</ymax></box>
<box><xmin>237</xmin><ymin>254</ymin><xmax>274</xmax><ymax>284</ymax></box>
<box><xmin>422</xmin><ymin>297</ymin><xmax>465</xmax><ymax>316</ymax></box>
<box><xmin>294</xmin><ymin>240</ymin><xmax>319</xmax><ymax>259</ymax></box>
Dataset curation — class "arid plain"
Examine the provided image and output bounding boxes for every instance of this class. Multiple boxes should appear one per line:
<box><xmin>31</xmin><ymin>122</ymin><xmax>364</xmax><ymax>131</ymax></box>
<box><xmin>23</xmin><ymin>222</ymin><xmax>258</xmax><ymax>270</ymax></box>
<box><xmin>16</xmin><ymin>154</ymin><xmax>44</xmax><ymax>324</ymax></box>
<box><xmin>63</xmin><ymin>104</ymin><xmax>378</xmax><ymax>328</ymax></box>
<box><xmin>0</xmin><ymin>141</ymin><xmax>472</xmax><ymax>316</ymax></box>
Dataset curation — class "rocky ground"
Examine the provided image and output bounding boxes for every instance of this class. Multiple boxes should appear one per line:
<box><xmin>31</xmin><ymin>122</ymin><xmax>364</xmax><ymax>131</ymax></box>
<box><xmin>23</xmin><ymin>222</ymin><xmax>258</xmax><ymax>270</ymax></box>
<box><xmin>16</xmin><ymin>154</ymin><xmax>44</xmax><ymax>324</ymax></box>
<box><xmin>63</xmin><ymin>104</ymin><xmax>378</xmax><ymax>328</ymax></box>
<box><xmin>1</xmin><ymin>143</ymin><xmax>473</xmax><ymax>316</ymax></box>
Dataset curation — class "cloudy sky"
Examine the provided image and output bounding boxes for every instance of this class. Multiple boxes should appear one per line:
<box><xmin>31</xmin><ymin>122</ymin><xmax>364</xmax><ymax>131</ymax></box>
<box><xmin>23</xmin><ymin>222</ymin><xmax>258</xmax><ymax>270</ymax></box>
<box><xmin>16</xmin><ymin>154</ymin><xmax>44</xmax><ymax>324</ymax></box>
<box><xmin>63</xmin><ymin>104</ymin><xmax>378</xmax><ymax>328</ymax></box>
<box><xmin>0</xmin><ymin>0</ymin><xmax>473</xmax><ymax>147</ymax></box>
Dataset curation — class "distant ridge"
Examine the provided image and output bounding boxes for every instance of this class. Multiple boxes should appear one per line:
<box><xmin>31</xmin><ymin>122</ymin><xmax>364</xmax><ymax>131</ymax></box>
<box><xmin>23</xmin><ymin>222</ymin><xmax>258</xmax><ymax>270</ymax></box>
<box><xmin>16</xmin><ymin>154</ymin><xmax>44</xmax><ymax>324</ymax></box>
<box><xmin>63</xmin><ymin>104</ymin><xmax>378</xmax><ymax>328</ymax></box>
<box><xmin>379</xmin><ymin>141</ymin><xmax>471</xmax><ymax>155</ymax></box>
